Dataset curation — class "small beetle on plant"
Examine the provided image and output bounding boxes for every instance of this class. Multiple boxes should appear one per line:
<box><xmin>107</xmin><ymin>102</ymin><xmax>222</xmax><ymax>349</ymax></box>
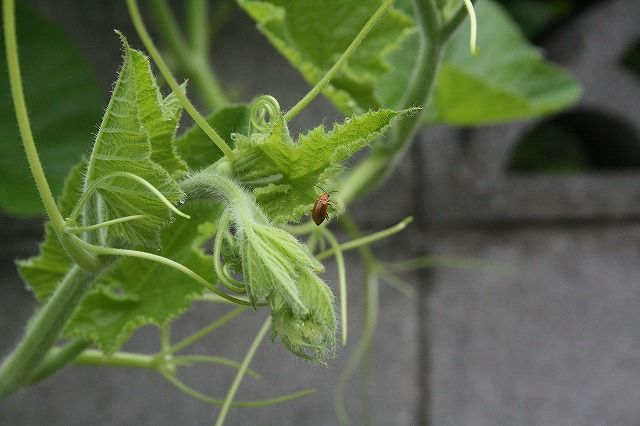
<box><xmin>312</xmin><ymin>186</ymin><xmax>337</xmax><ymax>226</ymax></box>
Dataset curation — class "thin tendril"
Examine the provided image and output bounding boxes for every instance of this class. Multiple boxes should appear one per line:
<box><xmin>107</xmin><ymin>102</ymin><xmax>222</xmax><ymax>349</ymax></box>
<box><xmin>127</xmin><ymin>0</ymin><xmax>234</xmax><ymax>157</ymax></box>
<box><xmin>213</xmin><ymin>212</ymin><xmax>246</xmax><ymax>293</ymax></box>
<box><xmin>322</xmin><ymin>228</ymin><xmax>348</xmax><ymax>346</ymax></box>
<box><xmin>81</xmin><ymin>241</ymin><xmax>252</xmax><ymax>306</ymax></box>
<box><xmin>65</xmin><ymin>215</ymin><xmax>147</xmax><ymax>234</ymax></box>
<box><xmin>165</xmin><ymin>307</ymin><xmax>245</xmax><ymax>355</ymax></box>
<box><xmin>68</xmin><ymin>171</ymin><xmax>190</xmax><ymax>222</ymax></box>
<box><xmin>161</xmin><ymin>370</ymin><xmax>314</xmax><ymax>408</ymax></box>
<box><xmin>172</xmin><ymin>355</ymin><xmax>261</xmax><ymax>380</ymax></box>
<box><xmin>462</xmin><ymin>0</ymin><xmax>478</xmax><ymax>55</ymax></box>
<box><xmin>215</xmin><ymin>317</ymin><xmax>271</xmax><ymax>425</ymax></box>
<box><xmin>316</xmin><ymin>216</ymin><xmax>413</xmax><ymax>260</ymax></box>
<box><xmin>250</xmin><ymin>95</ymin><xmax>281</xmax><ymax>132</ymax></box>
<box><xmin>284</xmin><ymin>0</ymin><xmax>395</xmax><ymax>121</ymax></box>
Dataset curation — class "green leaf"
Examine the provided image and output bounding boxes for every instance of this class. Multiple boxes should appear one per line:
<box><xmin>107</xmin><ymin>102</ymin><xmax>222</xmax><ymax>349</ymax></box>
<box><xmin>133</xmin><ymin>56</ymin><xmax>188</xmax><ymax>178</ymax></box>
<box><xmin>0</xmin><ymin>4</ymin><xmax>102</xmax><ymax>216</ymax></box>
<box><xmin>19</xmin><ymin>170</ymin><xmax>220</xmax><ymax>355</ymax></box>
<box><xmin>64</xmin><ymin>202</ymin><xmax>220</xmax><ymax>354</ymax></box>
<box><xmin>242</xmin><ymin>0</ymin><xmax>580</xmax><ymax>125</ymax></box>
<box><xmin>423</xmin><ymin>0</ymin><xmax>581</xmax><ymax>124</ymax></box>
<box><xmin>84</xmin><ymin>36</ymin><xmax>184</xmax><ymax>248</ymax></box>
<box><xmin>176</xmin><ymin>104</ymin><xmax>250</xmax><ymax>170</ymax></box>
<box><xmin>234</xmin><ymin>108</ymin><xmax>407</xmax><ymax>223</ymax></box>
<box><xmin>17</xmin><ymin>161</ymin><xmax>86</xmax><ymax>301</ymax></box>
<box><xmin>237</xmin><ymin>0</ymin><xmax>413</xmax><ymax>113</ymax></box>
<box><xmin>377</xmin><ymin>0</ymin><xmax>581</xmax><ymax>123</ymax></box>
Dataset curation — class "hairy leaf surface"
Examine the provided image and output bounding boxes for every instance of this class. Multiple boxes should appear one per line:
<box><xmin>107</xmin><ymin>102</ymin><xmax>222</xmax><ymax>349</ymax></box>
<box><xmin>18</xmin><ymin>36</ymin><xmax>214</xmax><ymax>354</ymax></box>
<box><xmin>83</xmin><ymin>37</ymin><xmax>184</xmax><ymax>248</ymax></box>
<box><xmin>64</xmin><ymin>203</ymin><xmax>220</xmax><ymax>354</ymax></box>
<box><xmin>233</xmin><ymin>108</ymin><xmax>407</xmax><ymax>223</ymax></box>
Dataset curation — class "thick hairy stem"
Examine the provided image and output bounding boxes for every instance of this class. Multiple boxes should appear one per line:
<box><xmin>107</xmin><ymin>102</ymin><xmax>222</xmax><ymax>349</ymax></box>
<box><xmin>0</xmin><ymin>266</ymin><xmax>94</xmax><ymax>398</ymax></box>
<box><xmin>25</xmin><ymin>339</ymin><xmax>91</xmax><ymax>386</ymax></box>
<box><xmin>340</xmin><ymin>0</ymin><xmax>460</xmax><ymax>203</ymax></box>
<box><xmin>3</xmin><ymin>0</ymin><xmax>99</xmax><ymax>271</ymax></box>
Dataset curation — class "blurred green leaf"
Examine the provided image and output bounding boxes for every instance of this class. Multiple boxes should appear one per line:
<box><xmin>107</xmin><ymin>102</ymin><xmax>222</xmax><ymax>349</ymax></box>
<box><xmin>383</xmin><ymin>0</ymin><xmax>582</xmax><ymax>124</ymax></box>
<box><xmin>0</xmin><ymin>4</ymin><xmax>102</xmax><ymax>216</ymax></box>
<box><xmin>237</xmin><ymin>0</ymin><xmax>413</xmax><ymax>113</ymax></box>
<box><xmin>241</xmin><ymin>0</ymin><xmax>580</xmax><ymax>125</ymax></box>
<box><xmin>424</xmin><ymin>0</ymin><xmax>581</xmax><ymax>124</ymax></box>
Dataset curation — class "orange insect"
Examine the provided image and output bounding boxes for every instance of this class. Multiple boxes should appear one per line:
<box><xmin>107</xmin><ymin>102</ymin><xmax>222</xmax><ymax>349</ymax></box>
<box><xmin>312</xmin><ymin>186</ymin><xmax>335</xmax><ymax>226</ymax></box>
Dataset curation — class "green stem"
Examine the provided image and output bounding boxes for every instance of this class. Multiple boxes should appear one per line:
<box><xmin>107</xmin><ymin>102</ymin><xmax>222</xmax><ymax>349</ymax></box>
<box><xmin>75</xmin><ymin>349</ymin><xmax>157</xmax><ymax>369</ymax></box>
<box><xmin>66</xmin><ymin>215</ymin><xmax>147</xmax><ymax>234</ymax></box>
<box><xmin>214</xmin><ymin>213</ymin><xmax>246</xmax><ymax>293</ymax></box>
<box><xmin>344</xmin><ymin>0</ymin><xmax>442</xmax><ymax>202</ymax></box>
<box><xmin>323</xmin><ymin>229</ymin><xmax>348</xmax><ymax>346</ymax></box>
<box><xmin>316</xmin><ymin>216</ymin><xmax>413</xmax><ymax>260</ymax></box>
<box><xmin>441</xmin><ymin>0</ymin><xmax>478</xmax><ymax>41</ymax></box>
<box><xmin>84</xmin><ymin>243</ymin><xmax>252</xmax><ymax>306</ymax></box>
<box><xmin>186</xmin><ymin>0</ymin><xmax>209</xmax><ymax>56</ymax></box>
<box><xmin>128</xmin><ymin>0</ymin><xmax>233</xmax><ymax>156</ymax></box>
<box><xmin>3</xmin><ymin>0</ymin><xmax>64</xmax><ymax>233</ymax></box>
<box><xmin>335</xmin><ymin>268</ymin><xmax>379</xmax><ymax>425</ymax></box>
<box><xmin>3</xmin><ymin>0</ymin><xmax>99</xmax><ymax>271</ymax></box>
<box><xmin>284</xmin><ymin>0</ymin><xmax>395</xmax><ymax>121</ymax></box>
<box><xmin>0</xmin><ymin>266</ymin><xmax>93</xmax><ymax>398</ymax></box>
<box><xmin>165</xmin><ymin>307</ymin><xmax>246</xmax><ymax>355</ymax></box>
<box><xmin>149</xmin><ymin>0</ymin><xmax>229</xmax><ymax>111</ymax></box>
<box><xmin>216</xmin><ymin>317</ymin><xmax>271</xmax><ymax>426</ymax></box>
<box><xmin>195</xmin><ymin>293</ymin><xmax>240</xmax><ymax>305</ymax></box>
<box><xmin>161</xmin><ymin>371</ymin><xmax>314</xmax><ymax>407</ymax></box>
<box><xmin>26</xmin><ymin>339</ymin><xmax>91</xmax><ymax>386</ymax></box>
<box><xmin>173</xmin><ymin>355</ymin><xmax>261</xmax><ymax>380</ymax></box>
<box><xmin>379</xmin><ymin>269</ymin><xmax>418</xmax><ymax>299</ymax></box>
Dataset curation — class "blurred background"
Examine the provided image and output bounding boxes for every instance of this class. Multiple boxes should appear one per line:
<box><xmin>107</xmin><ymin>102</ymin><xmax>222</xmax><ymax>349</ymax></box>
<box><xmin>1</xmin><ymin>0</ymin><xmax>640</xmax><ymax>424</ymax></box>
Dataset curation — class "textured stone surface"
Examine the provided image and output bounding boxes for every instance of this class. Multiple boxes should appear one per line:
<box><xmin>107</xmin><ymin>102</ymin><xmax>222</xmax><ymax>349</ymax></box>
<box><xmin>427</xmin><ymin>225</ymin><xmax>640</xmax><ymax>425</ymax></box>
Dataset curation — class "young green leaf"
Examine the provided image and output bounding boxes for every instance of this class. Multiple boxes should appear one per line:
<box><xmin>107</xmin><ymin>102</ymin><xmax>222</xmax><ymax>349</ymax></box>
<box><xmin>0</xmin><ymin>4</ymin><xmax>102</xmax><ymax>216</ymax></box>
<box><xmin>233</xmin><ymin>108</ymin><xmax>410</xmax><ymax>223</ymax></box>
<box><xmin>132</xmin><ymin>50</ymin><xmax>188</xmax><ymax>178</ymax></box>
<box><xmin>237</xmin><ymin>0</ymin><xmax>413</xmax><ymax>113</ymax></box>
<box><xmin>18</xmin><ymin>163</ymin><xmax>221</xmax><ymax>355</ymax></box>
<box><xmin>63</xmin><ymin>203</ymin><xmax>220</xmax><ymax>354</ymax></box>
<box><xmin>83</xmin><ymin>35</ymin><xmax>184</xmax><ymax>248</ymax></box>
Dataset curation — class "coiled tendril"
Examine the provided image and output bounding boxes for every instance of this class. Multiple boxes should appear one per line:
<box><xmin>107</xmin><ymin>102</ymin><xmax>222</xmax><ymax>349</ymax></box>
<box><xmin>250</xmin><ymin>95</ymin><xmax>281</xmax><ymax>132</ymax></box>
